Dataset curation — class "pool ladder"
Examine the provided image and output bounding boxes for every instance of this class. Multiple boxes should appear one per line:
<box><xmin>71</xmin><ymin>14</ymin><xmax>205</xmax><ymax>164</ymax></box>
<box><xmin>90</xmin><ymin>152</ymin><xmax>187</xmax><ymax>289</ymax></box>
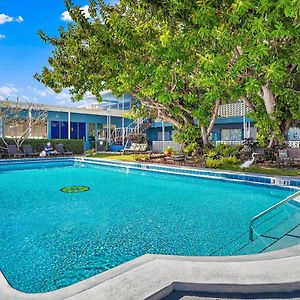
<box><xmin>249</xmin><ymin>190</ymin><xmax>300</xmax><ymax>241</ymax></box>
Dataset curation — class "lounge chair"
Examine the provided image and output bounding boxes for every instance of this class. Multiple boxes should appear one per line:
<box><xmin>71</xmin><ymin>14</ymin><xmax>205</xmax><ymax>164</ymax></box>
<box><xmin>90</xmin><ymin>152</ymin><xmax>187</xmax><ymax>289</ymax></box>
<box><xmin>55</xmin><ymin>144</ymin><xmax>73</xmax><ymax>156</ymax></box>
<box><xmin>7</xmin><ymin>145</ymin><xmax>26</xmax><ymax>159</ymax></box>
<box><xmin>164</xmin><ymin>154</ymin><xmax>186</xmax><ymax>164</ymax></box>
<box><xmin>0</xmin><ymin>148</ymin><xmax>7</xmax><ymax>159</ymax></box>
<box><xmin>22</xmin><ymin>145</ymin><xmax>39</xmax><ymax>157</ymax></box>
<box><xmin>122</xmin><ymin>143</ymin><xmax>151</xmax><ymax>154</ymax></box>
<box><xmin>277</xmin><ymin>148</ymin><xmax>300</xmax><ymax>165</ymax></box>
<box><xmin>172</xmin><ymin>154</ymin><xmax>186</xmax><ymax>162</ymax></box>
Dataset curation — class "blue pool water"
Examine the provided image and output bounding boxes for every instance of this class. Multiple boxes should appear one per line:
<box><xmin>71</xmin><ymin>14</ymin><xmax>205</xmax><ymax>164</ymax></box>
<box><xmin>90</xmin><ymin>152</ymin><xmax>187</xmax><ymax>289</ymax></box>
<box><xmin>0</xmin><ymin>161</ymin><xmax>296</xmax><ymax>293</ymax></box>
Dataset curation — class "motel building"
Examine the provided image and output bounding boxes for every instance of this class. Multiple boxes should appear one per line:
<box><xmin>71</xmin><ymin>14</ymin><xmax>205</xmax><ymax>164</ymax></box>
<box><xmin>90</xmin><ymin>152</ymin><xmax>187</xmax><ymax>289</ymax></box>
<box><xmin>0</xmin><ymin>91</ymin><xmax>300</xmax><ymax>151</ymax></box>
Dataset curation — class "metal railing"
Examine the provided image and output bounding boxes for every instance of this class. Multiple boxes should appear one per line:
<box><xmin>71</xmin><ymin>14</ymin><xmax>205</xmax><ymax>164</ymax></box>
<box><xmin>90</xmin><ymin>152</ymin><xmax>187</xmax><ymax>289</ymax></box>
<box><xmin>249</xmin><ymin>190</ymin><xmax>300</xmax><ymax>241</ymax></box>
<box><xmin>108</xmin><ymin>117</ymin><xmax>151</xmax><ymax>146</ymax></box>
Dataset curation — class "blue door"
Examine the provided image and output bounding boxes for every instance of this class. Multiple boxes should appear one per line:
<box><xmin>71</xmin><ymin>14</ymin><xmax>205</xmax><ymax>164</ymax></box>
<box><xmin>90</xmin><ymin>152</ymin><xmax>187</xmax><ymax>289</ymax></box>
<box><xmin>79</xmin><ymin>123</ymin><xmax>86</xmax><ymax>139</ymax></box>
<box><xmin>51</xmin><ymin>121</ymin><xmax>60</xmax><ymax>139</ymax></box>
<box><xmin>60</xmin><ymin>122</ymin><xmax>68</xmax><ymax>139</ymax></box>
<box><xmin>71</xmin><ymin>122</ymin><xmax>78</xmax><ymax>139</ymax></box>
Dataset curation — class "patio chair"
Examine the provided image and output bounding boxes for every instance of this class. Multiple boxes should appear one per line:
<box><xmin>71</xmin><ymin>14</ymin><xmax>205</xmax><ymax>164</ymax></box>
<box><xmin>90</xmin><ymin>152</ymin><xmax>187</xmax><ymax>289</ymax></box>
<box><xmin>164</xmin><ymin>154</ymin><xmax>186</xmax><ymax>164</ymax></box>
<box><xmin>55</xmin><ymin>144</ymin><xmax>73</xmax><ymax>156</ymax></box>
<box><xmin>172</xmin><ymin>154</ymin><xmax>186</xmax><ymax>162</ymax></box>
<box><xmin>22</xmin><ymin>145</ymin><xmax>40</xmax><ymax>157</ymax></box>
<box><xmin>7</xmin><ymin>145</ymin><xmax>26</xmax><ymax>159</ymax></box>
<box><xmin>277</xmin><ymin>148</ymin><xmax>300</xmax><ymax>165</ymax></box>
<box><xmin>122</xmin><ymin>143</ymin><xmax>151</xmax><ymax>154</ymax></box>
<box><xmin>0</xmin><ymin>148</ymin><xmax>7</xmax><ymax>159</ymax></box>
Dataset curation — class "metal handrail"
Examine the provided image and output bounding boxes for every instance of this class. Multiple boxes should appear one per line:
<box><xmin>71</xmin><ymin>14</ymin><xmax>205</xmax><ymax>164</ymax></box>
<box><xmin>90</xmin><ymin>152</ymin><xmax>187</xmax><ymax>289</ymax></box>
<box><xmin>249</xmin><ymin>190</ymin><xmax>300</xmax><ymax>241</ymax></box>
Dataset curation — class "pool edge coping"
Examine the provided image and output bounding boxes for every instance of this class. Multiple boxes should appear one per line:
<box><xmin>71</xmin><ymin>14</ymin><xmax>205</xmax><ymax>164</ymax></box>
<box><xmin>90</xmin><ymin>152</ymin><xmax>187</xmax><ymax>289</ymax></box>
<box><xmin>1</xmin><ymin>245</ymin><xmax>300</xmax><ymax>300</ymax></box>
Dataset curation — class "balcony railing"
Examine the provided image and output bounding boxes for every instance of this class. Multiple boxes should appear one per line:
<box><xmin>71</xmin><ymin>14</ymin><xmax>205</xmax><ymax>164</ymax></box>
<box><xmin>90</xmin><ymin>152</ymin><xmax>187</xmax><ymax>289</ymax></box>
<box><xmin>218</xmin><ymin>102</ymin><xmax>251</xmax><ymax>118</ymax></box>
<box><xmin>216</xmin><ymin>140</ymin><xmax>300</xmax><ymax>149</ymax></box>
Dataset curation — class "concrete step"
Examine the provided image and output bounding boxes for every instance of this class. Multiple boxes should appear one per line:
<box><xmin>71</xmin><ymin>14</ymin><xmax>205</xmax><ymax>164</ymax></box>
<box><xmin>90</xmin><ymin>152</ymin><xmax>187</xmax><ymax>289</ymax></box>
<box><xmin>235</xmin><ymin>212</ymin><xmax>300</xmax><ymax>255</ymax></box>
<box><xmin>234</xmin><ymin>235</ymin><xmax>276</xmax><ymax>255</ymax></box>
<box><xmin>262</xmin><ymin>212</ymin><xmax>300</xmax><ymax>239</ymax></box>
<box><xmin>212</xmin><ymin>208</ymin><xmax>300</xmax><ymax>256</ymax></box>
<box><xmin>262</xmin><ymin>234</ymin><xmax>300</xmax><ymax>252</ymax></box>
<box><xmin>211</xmin><ymin>208</ymin><xmax>293</xmax><ymax>256</ymax></box>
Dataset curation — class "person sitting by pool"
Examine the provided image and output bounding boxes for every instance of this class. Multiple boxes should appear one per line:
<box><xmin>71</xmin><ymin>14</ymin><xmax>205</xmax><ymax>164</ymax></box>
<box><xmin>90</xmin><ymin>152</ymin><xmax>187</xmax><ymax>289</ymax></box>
<box><xmin>40</xmin><ymin>142</ymin><xmax>57</xmax><ymax>157</ymax></box>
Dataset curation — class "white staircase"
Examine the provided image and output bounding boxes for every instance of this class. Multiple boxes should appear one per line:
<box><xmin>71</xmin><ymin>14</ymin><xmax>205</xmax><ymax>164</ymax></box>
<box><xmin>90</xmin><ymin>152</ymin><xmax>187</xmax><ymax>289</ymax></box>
<box><xmin>108</xmin><ymin>118</ymin><xmax>151</xmax><ymax>148</ymax></box>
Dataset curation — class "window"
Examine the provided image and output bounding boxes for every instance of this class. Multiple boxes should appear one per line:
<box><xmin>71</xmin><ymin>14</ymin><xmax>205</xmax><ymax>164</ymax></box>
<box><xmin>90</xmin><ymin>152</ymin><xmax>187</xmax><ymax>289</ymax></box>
<box><xmin>157</xmin><ymin>131</ymin><xmax>170</xmax><ymax>141</ymax></box>
<box><xmin>31</xmin><ymin>121</ymin><xmax>47</xmax><ymax>139</ymax></box>
<box><xmin>221</xmin><ymin>129</ymin><xmax>242</xmax><ymax>141</ymax></box>
<box><xmin>5</xmin><ymin>119</ymin><xmax>27</xmax><ymax>138</ymax></box>
<box><xmin>288</xmin><ymin>127</ymin><xmax>300</xmax><ymax>141</ymax></box>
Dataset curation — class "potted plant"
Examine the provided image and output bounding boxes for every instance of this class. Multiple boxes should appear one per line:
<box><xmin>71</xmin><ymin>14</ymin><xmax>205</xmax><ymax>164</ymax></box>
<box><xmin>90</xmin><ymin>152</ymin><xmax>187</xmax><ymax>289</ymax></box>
<box><xmin>164</xmin><ymin>146</ymin><xmax>174</xmax><ymax>157</ymax></box>
<box><xmin>85</xmin><ymin>148</ymin><xmax>96</xmax><ymax>157</ymax></box>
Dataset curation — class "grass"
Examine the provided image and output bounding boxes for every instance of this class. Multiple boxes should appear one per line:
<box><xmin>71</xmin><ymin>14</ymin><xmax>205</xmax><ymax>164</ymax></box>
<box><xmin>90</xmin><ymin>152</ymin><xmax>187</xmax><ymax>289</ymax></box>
<box><xmin>219</xmin><ymin>164</ymin><xmax>300</xmax><ymax>177</ymax></box>
<box><xmin>92</xmin><ymin>153</ymin><xmax>148</xmax><ymax>162</ymax></box>
<box><xmin>89</xmin><ymin>153</ymin><xmax>300</xmax><ymax>177</ymax></box>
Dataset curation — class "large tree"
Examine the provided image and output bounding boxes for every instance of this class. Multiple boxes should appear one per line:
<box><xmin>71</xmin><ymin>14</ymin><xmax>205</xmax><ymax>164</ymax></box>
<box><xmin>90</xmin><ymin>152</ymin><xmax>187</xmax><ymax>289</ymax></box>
<box><xmin>35</xmin><ymin>0</ymin><xmax>230</xmax><ymax>147</ymax></box>
<box><xmin>36</xmin><ymin>0</ymin><xmax>300</xmax><ymax>148</ymax></box>
<box><xmin>225</xmin><ymin>0</ymin><xmax>300</xmax><ymax>147</ymax></box>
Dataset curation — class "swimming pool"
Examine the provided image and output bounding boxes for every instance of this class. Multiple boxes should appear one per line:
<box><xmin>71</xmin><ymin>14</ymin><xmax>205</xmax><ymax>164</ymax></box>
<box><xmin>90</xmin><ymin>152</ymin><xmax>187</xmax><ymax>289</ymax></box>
<box><xmin>0</xmin><ymin>158</ymin><xmax>299</xmax><ymax>293</ymax></box>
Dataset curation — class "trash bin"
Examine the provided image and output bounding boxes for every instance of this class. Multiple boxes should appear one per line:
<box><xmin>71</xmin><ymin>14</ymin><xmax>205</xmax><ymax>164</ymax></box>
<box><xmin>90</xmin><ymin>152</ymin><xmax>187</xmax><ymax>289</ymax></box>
<box><xmin>96</xmin><ymin>139</ymin><xmax>107</xmax><ymax>151</ymax></box>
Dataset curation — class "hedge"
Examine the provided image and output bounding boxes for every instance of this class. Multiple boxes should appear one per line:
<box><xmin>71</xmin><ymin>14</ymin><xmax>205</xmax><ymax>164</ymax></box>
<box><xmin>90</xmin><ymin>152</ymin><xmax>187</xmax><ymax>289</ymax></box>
<box><xmin>0</xmin><ymin>139</ymin><xmax>84</xmax><ymax>154</ymax></box>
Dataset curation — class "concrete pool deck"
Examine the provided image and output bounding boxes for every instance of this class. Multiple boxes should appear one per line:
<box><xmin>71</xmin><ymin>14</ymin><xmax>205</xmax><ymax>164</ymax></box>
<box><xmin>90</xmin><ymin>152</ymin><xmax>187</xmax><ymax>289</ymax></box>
<box><xmin>1</xmin><ymin>157</ymin><xmax>300</xmax><ymax>299</ymax></box>
<box><xmin>1</xmin><ymin>245</ymin><xmax>300</xmax><ymax>299</ymax></box>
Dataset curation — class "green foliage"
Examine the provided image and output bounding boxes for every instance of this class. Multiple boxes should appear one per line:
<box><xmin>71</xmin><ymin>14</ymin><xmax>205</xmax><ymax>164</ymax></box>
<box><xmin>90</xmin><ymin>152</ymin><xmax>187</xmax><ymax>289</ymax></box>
<box><xmin>164</xmin><ymin>146</ymin><xmax>174</xmax><ymax>156</ymax></box>
<box><xmin>173</xmin><ymin>124</ymin><xmax>202</xmax><ymax>148</ymax></box>
<box><xmin>205</xmin><ymin>156</ymin><xmax>238</xmax><ymax>168</ymax></box>
<box><xmin>183</xmin><ymin>142</ymin><xmax>198</xmax><ymax>154</ymax></box>
<box><xmin>85</xmin><ymin>148</ymin><xmax>96</xmax><ymax>156</ymax></box>
<box><xmin>204</xmin><ymin>144</ymin><xmax>241</xmax><ymax>159</ymax></box>
<box><xmin>122</xmin><ymin>105</ymin><xmax>153</xmax><ymax>120</ymax></box>
<box><xmin>130</xmin><ymin>134</ymin><xmax>147</xmax><ymax>144</ymax></box>
<box><xmin>0</xmin><ymin>139</ymin><xmax>84</xmax><ymax>154</ymax></box>
<box><xmin>36</xmin><ymin>0</ymin><xmax>300</xmax><ymax>148</ymax></box>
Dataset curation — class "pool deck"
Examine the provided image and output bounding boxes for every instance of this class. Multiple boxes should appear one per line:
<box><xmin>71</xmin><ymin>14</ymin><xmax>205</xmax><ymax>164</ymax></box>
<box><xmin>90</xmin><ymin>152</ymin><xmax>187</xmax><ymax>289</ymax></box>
<box><xmin>1</xmin><ymin>246</ymin><xmax>300</xmax><ymax>299</ymax></box>
<box><xmin>1</xmin><ymin>157</ymin><xmax>300</xmax><ymax>299</ymax></box>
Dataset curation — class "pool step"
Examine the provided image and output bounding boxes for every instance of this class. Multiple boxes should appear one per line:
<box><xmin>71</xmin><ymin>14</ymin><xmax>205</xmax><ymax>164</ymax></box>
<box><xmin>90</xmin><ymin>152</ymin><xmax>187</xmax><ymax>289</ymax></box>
<box><xmin>262</xmin><ymin>211</ymin><xmax>300</xmax><ymax>239</ymax></box>
<box><xmin>235</xmin><ymin>212</ymin><xmax>300</xmax><ymax>255</ymax></box>
<box><xmin>211</xmin><ymin>207</ymin><xmax>300</xmax><ymax>256</ymax></box>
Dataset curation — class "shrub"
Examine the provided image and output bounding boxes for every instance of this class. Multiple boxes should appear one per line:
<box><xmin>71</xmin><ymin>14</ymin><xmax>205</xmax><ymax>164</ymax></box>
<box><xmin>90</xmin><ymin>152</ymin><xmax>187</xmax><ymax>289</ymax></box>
<box><xmin>204</xmin><ymin>144</ymin><xmax>241</xmax><ymax>159</ymax></box>
<box><xmin>85</xmin><ymin>148</ymin><xmax>96</xmax><ymax>156</ymax></box>
<box><xmin>131</xmin><ymin>133</ymin><xmax>147</xmax><ymax>144</ymax></box>
<box><xmin>164</xmin><ymin>146</ymin><xmax>174</xmax><ymax>156</ymax></box>
<box><xmin>184</xmin><ymin>142</ymin><xmax>198</xmax><ymax>154</ymax></box>
<box><xmin>205</xmin><ymin>156</ymin><xmax>238</xmax><ymax>168</ymax></box>
<box><xmin>0</xmin><ymin>139</ymin><xmax>84</xmax><ymax>154</ymax></box>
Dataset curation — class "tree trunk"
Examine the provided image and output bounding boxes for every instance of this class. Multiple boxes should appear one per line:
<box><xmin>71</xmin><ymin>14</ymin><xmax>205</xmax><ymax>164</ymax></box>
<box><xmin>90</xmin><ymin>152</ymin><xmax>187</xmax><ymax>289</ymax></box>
<box><xmin>260</xmin><ymin>83</ymin><xmax>276</xmax><ymax>119</ymax></box>
<box><xmin>200</xmin><ymin>99</ymin><xmax>221</xmax><ymax>146</ymax></box>
<box><xmin>201</xmin><ymin>126</ymin><xmax>209</xmax><ymax>146</ymax></box>
<box><xmin>258</xmin><ymin>82</ymin><xmax>277</xmax><ymax>148</ymax></box>
<box><xmin>268</xmin><ymin>132</ymin><xmax>276</xmax><ymax>148</ymax></box>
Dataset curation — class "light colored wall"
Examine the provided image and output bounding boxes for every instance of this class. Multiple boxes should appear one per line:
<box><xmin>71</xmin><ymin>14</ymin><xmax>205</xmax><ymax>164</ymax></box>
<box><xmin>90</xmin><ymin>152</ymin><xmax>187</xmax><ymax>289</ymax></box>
<box><xmin>152</xmin><ymin>141</ymin><xmax>182</xmax><ymax>153</ymax></box>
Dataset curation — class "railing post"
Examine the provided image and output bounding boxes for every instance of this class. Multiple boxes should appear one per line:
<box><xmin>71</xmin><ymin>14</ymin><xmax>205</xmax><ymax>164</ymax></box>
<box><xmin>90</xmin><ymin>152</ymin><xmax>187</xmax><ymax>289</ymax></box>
<box><xmin>248</xmin><ymin>190</ymin><xmax>300</xmax><ymax>241</ymax></box>
<box><xmin>249</xmin><ymin>224</ymin><xmax>254</xmax><ymax>241</ymax></box>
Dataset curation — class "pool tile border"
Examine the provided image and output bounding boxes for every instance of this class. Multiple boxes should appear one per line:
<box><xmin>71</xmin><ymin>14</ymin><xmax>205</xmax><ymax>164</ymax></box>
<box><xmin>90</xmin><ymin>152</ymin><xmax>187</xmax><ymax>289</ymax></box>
<box><xmin>75</xmin><ymin>157</ymin><xmax>300</xmax><ymax>191</ymax></box>
<box><xmin>0</xmin><ymin>156</ymin><xmax>299</xmax><ymax>191</ymax></box>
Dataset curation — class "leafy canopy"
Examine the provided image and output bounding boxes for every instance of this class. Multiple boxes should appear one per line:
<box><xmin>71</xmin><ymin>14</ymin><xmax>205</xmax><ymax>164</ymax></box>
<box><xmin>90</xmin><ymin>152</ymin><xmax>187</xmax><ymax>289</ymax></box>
<box><xmin>36</xmin><ymin>0</ymin><xmax>300</xmax><ymax>147</ymax></box>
